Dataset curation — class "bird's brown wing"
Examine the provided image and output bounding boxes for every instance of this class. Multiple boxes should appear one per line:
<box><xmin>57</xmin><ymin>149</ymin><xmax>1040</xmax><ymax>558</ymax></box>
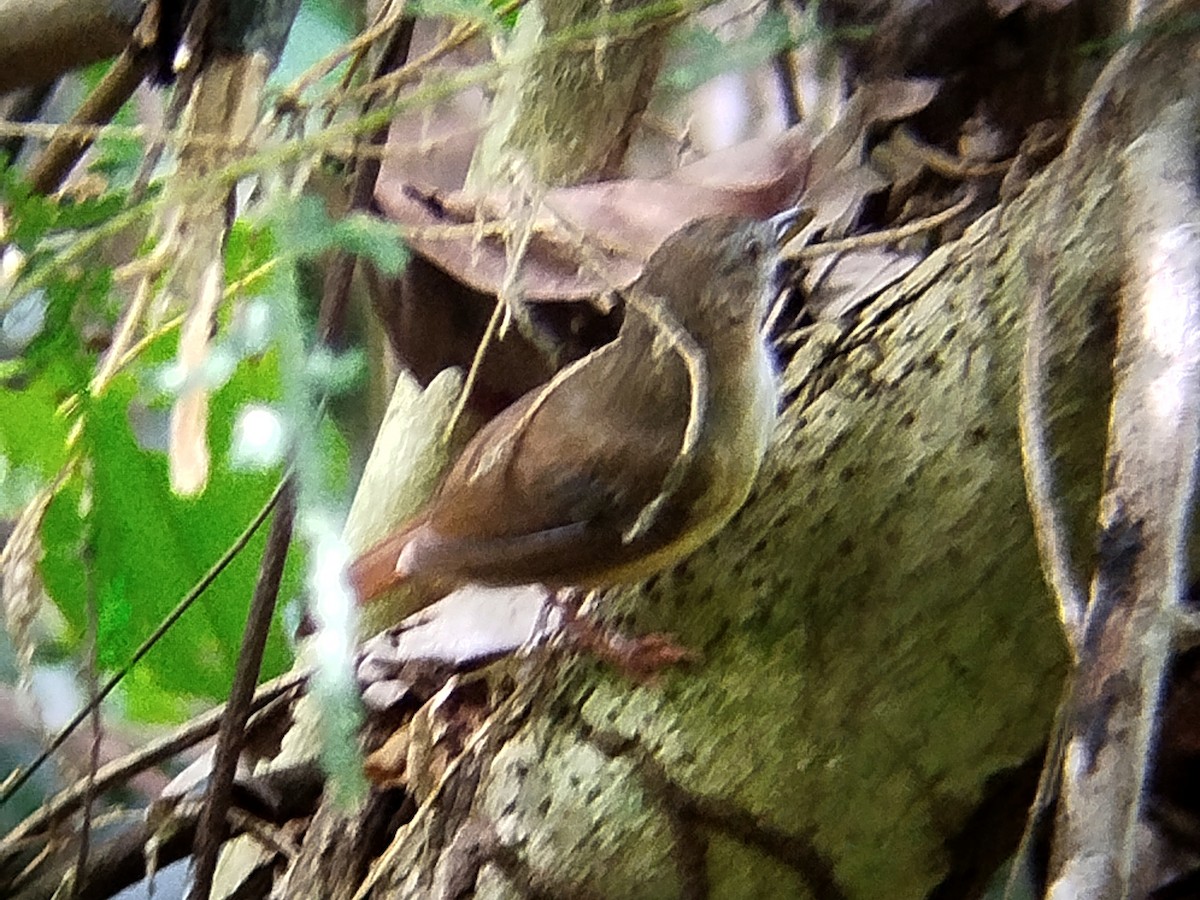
<box><xmin>407</xmin><ymin>337</ymin><xmax>693</xmax><ymax>587</ymax></box>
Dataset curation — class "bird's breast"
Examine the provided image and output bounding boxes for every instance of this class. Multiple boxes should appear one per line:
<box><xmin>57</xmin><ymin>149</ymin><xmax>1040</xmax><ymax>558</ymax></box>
<box><xmin>700</xmin><ymin>336</ymin><xmax>779</xmax><ymax>513</ymax></box>
<box><xmin>599</xmin><ymin>336</ymin><xmax>778</xmax><ymax>585</ymax></box>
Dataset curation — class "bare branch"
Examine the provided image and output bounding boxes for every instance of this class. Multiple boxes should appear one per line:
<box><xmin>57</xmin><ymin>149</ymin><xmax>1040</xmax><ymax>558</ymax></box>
<box><xmin>1050</xmin><ymin>98</ymin><xmax>1200</xmax><ymax>899</ymax></box>
<box><xmin>189</xmin><ymin>483</ymin><xmax>296</xmax><ymax>900</ymax></box>
<box><xmin>0</xmin><ymin>0</ymin><xmax>136</xmax><ymax>93</ymax></box>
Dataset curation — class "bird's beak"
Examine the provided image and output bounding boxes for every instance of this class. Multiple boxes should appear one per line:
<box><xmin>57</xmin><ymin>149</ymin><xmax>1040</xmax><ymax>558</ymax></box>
<box><xmin>769</xmin><ymin>207</ymin><xmax>814</xmax><ymax>247</ymax></box>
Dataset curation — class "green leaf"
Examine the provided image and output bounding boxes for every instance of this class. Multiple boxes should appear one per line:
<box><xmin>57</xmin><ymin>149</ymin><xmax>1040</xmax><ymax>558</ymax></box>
<box><xmin>17</xmin><ymin>266</ymin><xmax>112</xmax><ymax>389</ymax></box>
<box><xmin>330</xmin><ymin>214</ymin><xmax>409</xmax><ymax>275</ymax></box>
<box><xmin>273</xmin><ymin>194</ymin><xmax>336</xmax><ymax>259</ymax></box>
<box><xmin>269</xmin><ymin>196</ymin><xmax>409</xmax><ymax>274</ymax></box>
<box><xmin>306</xmin><ymin>346</ymin><xmax>366</xmax><ymax>396</ymax></box>
<box><xmin>0</xmin><ymin>373</ymin><xmax>71</xmax><ymax>516</ymax></box>
<box><xmin>0</xmin><ymin>374</ymin><xmax>71</xmax><ymax>481</ymax></box>
<box><xmin>0</xmin><ymin>164</ymin><xmax>128</xmax><ymax>248</ymax></box>
<box><xmin>37</xmin><ymin>340</ymin><xmax>320</xmax><ymax>721</ymax></box>
<box><xmin>51</xmin><ymin>191</ymin><xmax>128</xmax><ymax>232</ymax></box>
<box><xmin>0</xmin><ymin>175</ymin><xmax>57</xmax><ymax>250</ymax></box>
<box><xmin>226</xmin><ymin>218</ymin><xmax>279</xmax><ymax>285</ymax></box>
<box><xmin>665</xmin><ymin>11</ymin><xmax>795</xmax><ymax>93</ymax></box>
<box><xmin>411</xmin><ymin>0</ymin><xmax>508</xmax><ymax>30</ymax></box>
<box><xmin>123</xmin><ymin>665</ymin><xmax>193</xmax><ymax>722</ymax></box>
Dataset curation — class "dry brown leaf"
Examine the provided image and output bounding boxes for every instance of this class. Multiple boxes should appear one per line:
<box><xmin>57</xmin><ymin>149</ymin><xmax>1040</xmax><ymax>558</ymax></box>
<box><xmin>802</xmin><ymin>247</ymin><xmax>923</xmax><ymax>322</ymax></box>
<box><xmin>364</xmin><ymin>728</ymin><xmax>409</xmax><ymax>789</ymax></box>
<box><xmin>168</xmin><ymin>257</ymin><xmax>222</xmax><ymax>495</ymax></box>
<box><xmin>376</xmin><ymin>125</ymin><xmax>812</xmax><ymax>301</ymax></box>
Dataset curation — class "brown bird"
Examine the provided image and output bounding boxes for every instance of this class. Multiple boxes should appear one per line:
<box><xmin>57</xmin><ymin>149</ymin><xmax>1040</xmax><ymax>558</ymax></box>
<box><xmin>349</xmin><ymin>213</ymin><xmax>792</xmax><ymax>610</ymax></box>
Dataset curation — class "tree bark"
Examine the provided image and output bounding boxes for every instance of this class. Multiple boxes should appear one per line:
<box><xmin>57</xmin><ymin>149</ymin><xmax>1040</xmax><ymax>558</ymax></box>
<box><xmin>0</xmin><ymin>0</ymin><xmax>139</xmax><ymax>93</ymax></box>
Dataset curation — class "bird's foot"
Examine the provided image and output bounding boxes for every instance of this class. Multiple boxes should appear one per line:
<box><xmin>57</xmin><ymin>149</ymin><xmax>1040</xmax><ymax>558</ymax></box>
<box><xmin>551</xmin><ymin>589</ymin><xmax>699</xmax><ymax>682</ymax></box>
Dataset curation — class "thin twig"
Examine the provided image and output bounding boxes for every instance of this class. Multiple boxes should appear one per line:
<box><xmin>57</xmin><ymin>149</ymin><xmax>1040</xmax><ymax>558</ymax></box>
<box><xmin>890</xmin><ymin>127</ymin><xmax>1013</xmax><ymax>180</ymax></box>
<box><xmin>0</xmin><ymin>119</ymin><xmax>146</xmax><ymax>144</ymax></box>
<box><xmin>73</xmin><ymin>470</ymin><xmax>101</xmax><ymax>898</ymax></box>
<box><xmin>189</xmin><ymin>481</ymin><xmax>296</xmax><ymax>900</ymax></box>
<box><xmin>334</xmin><ymin>0</ymin><xmax>523</xmax><ymax>109</ymax></box>
<box><xmin>769</xmin><ymin>0</ymin><xmax>801</xmax><ymax>127</ymax></box>
<box><xmin>276</xmin><ymin>0</ymin><xmax>411</xmax><ymax>110</ymax></box>
<box><xmin>9</xmin><ymin>760</ymin><xmax>321</xmax><ymax>900</ymax></box>
<box><xmin>91</xmin><ymin>239</ymin><xmax>173</xmax><ymax>393</ymax></box>
<box><xmin>794</xmin><ymin>188</ymin><xmax>977</xmax><ymax>262</ymax></box>
<box><xmin>0</xmin><ymin>84</ymin><xmax>53</xmax><ymax>161</ymax></box>
<box><xmin>0</xmin><ymin>672</ymin><xmax>306</xmax><ymax>852</ymax></box>
<box><xmin>441</xmin><ymin>292</ymin><xmax>506</xmax><ymax>445</ymax></box>
<box><xmin>26</xmin><ymin>46</ymin><xmax>154</xmax><ymax>195</ymax></box>
<box><xmin>317</xmin><ymin>14</ymin><xmax>415</xmax><ymax>347</ymax></box>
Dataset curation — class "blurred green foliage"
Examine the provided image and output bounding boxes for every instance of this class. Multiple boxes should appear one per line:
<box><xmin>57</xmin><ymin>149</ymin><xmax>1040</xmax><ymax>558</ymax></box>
<box><xmin>36</xmin><ymin>332</ymin><xmax>314</xmax><ymax>720</ymax></box>
<box><xmin>665</xmin><ymin>9</ymin><xmax>796</xmax><ymax>93</ymax></box>
<box><xmin>0</xmin><ymin>0</ymin><xmax>418</xmax><ymax>720</ymax></box>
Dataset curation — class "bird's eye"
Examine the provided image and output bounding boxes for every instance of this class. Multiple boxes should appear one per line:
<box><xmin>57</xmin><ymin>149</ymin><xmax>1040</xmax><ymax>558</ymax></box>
<box><xmin>742</xmin><ymin>235</ymin><xmax>764</xmax><ymax>262</ymax></box>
